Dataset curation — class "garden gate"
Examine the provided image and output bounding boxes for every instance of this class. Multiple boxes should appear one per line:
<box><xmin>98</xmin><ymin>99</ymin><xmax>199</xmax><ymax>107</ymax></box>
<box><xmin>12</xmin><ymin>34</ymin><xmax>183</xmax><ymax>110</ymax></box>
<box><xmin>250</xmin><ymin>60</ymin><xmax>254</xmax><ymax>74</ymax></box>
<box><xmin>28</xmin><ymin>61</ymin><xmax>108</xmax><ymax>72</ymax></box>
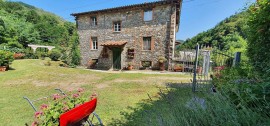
<box><xmin>191</xmin><ymin>44</ymin><xmax>241</xmax><ymax>92</ymax></box>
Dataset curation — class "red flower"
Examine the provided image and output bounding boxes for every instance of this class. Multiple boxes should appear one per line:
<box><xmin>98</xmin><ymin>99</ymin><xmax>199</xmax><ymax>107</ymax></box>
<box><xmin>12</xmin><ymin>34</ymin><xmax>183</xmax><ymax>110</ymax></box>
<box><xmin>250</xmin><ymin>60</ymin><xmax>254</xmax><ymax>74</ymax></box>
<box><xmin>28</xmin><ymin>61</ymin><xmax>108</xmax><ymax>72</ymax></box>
<box><xmin>62</xmin><ymin>106</ymin><xmax>69</xmax><ymax>112</ymax></box>
<box><xmin>40</xmin><ymin>104</ymin><xmax>48</xmax><ymax>110</ymax></box>
<box><xmin>73</xmin><ymin>93</ymin><xmax>80</xmax><ymax>98</ymax></box>
<box><xmin>90</xmin><ymin>93</ymin><xmax>97</xmax><ymax>99</ymax></box>
<box><xmin>31</xmin><ymin>121</ymin><xmax>38</xmax><ymax>126</ymax></box>
<box><xmin>78</xmin><ymin>88</ymin><xmax>84</xmax><ymax>93</ymax></box>
<box><xmin>34</xmin><ymin>111</ymin><xmax>43</xmax><ymax>118</ymax></box>
<box><xmin>53</xmin><ymin>94</ymin><xmax>61</xmax><ymax>100</ymax></box>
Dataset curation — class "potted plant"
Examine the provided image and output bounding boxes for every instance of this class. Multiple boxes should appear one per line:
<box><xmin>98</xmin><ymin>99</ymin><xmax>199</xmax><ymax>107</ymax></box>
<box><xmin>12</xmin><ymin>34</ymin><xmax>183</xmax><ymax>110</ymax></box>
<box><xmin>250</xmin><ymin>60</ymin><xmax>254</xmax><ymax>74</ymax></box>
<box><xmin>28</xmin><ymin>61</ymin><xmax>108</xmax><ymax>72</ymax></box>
<box><xmin>29</xmin><ymin>88</ymin><xmax>99</xmax><ymax>126</ymax></box>
<box><xmin>0</xmin><ymin>50</ymin><xmax>14</xmax><ymax>71</ymax></box>
<box><xmin>158</xmin><ymin>56</ymin><xmax>167</xmax><ymax>71</ymax></box>
<box><xmin>141</xmin><ymin>61</ymin><xmax>151</xmax><ymax>70</ymax></box>
<box><xmin>87</xmin><ymin>60</ymin><xmax>97</xmax><ymax>69</ymax></box>
<box><xmin>127</xmin><ymin>62</ymin><xmax>133</xmax><ymax>70</ymax></box>
<box><xmin>174</xmin><ymin>64</ymin><xmax>183</xmax><ymax>72</ymax></box>
<box><xmin>0</xmin><ymin>65</ymin><xmax>6</xmax><ymax>71</ymax></box>
<box><xmin>196</xmin><ymin>66</ymin><xmax>203</xmax><ymax>74</ymax></box>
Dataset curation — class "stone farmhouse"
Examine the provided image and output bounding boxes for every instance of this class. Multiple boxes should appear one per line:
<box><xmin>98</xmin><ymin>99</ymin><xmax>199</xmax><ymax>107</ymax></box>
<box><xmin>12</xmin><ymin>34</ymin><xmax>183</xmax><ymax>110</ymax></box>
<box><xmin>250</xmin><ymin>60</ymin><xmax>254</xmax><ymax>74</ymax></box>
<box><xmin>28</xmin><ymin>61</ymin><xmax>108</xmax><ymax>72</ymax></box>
<box><xmin>71</xmin><ymin>0</ymin><xmax>182</xmax><ymax>70</ymax></box>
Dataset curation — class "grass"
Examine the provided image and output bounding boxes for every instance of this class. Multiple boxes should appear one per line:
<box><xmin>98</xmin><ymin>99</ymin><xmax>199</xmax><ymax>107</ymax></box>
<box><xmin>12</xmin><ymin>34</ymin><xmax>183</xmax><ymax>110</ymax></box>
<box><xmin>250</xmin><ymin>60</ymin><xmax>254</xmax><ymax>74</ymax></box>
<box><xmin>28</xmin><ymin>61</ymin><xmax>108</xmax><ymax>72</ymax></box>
<box><xmin>108</xmin><ymin>87</ymin><xmax>270</xmax><ymax>126</ymax></box>
<box><xmin>0</xmin><ymin>59</ymin><xmax>190</xmax><ymax>125</ymax></box>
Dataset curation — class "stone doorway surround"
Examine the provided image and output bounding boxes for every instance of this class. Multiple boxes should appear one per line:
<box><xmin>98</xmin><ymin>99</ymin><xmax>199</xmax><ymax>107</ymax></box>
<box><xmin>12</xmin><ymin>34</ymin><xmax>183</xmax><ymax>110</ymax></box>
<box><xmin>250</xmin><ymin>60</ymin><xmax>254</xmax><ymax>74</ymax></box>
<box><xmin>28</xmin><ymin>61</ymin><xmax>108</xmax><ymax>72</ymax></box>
<box><xmin>100</xmin><ymin>41</ymin><xmax>127</xmax><ymax>70</ymax></box>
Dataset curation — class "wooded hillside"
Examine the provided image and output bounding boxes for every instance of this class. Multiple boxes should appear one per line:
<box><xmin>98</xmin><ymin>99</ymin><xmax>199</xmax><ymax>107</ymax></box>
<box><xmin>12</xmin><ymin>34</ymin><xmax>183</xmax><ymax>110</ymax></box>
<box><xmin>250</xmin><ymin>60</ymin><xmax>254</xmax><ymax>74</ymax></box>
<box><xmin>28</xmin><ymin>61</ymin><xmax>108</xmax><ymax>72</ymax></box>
<box><xmin>0</xmin><ymin>0</ymin><xmax>76</xmax><ymax>48</ymax></box>
<box><xmin>179</xmin><ymin>11</ymin><xmax>248</xmax><ymax>54</ymax></box>
<box><xmin>0</xmin><ymin>0</ymin><xmax>80</xmax><ymax>66</ymax></box>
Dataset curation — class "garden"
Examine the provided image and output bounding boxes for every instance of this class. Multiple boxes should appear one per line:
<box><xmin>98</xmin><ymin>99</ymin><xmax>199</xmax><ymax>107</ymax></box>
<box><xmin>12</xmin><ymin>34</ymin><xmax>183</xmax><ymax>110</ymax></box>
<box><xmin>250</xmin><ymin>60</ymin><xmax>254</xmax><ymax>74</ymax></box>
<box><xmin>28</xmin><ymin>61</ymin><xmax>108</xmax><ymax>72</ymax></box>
<box><xmin>0</xmin><ymin>58</ymin><xmax>191</xmax><ymax>125</ymax></box>
<box><xmin>1</xmin><ymin>0</ymin><xmax>270</xmax><ymax>125</ymax></box>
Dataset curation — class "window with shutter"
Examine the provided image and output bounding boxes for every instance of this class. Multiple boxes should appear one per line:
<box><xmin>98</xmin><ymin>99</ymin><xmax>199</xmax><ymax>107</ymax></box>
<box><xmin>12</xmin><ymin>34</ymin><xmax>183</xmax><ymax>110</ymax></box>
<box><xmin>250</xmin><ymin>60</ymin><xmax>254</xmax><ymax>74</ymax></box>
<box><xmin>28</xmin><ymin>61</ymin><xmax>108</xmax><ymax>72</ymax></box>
<box><xmin>143</xmin><ymin>37</ymin><xmax>151</xmax><ymax>50</ymax></box>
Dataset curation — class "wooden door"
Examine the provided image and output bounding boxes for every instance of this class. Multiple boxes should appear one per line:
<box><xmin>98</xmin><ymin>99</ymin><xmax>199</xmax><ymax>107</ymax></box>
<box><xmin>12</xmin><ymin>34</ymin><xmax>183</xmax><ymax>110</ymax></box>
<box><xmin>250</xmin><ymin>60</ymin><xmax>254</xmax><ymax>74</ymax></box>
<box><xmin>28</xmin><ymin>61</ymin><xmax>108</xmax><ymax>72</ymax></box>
<box><xmin>112</xmin><ymin>48</ymin><xmax>121</xmax><ymax>70</ymax></box>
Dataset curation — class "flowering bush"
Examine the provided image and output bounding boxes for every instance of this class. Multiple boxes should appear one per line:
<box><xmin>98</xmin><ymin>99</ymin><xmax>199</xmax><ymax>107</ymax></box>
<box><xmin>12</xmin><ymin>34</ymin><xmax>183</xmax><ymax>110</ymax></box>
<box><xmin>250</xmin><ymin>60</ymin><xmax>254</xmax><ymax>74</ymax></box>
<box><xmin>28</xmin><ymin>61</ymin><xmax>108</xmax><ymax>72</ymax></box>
<box><xmin>31</xmin><ymin>88</ymin><xmax>96</xmax><ymax>126</ymax></box>
<box><xmin>13</xmin><ymin>53</ymin><xmax>25</xmax><ymax>59</ymax></box>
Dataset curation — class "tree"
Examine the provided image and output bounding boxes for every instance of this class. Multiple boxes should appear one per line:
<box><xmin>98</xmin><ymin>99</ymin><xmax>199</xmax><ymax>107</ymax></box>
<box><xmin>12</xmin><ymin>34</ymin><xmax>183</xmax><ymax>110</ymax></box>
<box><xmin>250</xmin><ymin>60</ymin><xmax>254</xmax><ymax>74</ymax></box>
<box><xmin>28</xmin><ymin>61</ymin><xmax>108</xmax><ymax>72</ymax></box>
<box><xmin>0</xmin><ymin>18</ymin><xmax>5</xmax><ymax>44</ymax></box>
<box><xmin>26</xmin><ymin>10</ymin><xmax>40</xmax><ymax>24</ymax></box>
<box><xmin>69</xmin><ymin>34</ymin><xmax>81</xmax><ymax>66</ymax></box>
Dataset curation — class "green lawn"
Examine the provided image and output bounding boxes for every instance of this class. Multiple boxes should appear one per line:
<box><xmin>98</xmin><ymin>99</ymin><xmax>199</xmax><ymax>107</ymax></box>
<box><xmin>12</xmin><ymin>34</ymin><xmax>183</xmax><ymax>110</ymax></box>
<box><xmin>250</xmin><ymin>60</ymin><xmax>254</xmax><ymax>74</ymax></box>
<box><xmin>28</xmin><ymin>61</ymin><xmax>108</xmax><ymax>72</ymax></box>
<box><xmin>0</xmin><ymin>59</ymin><xmax>190</xmax><ymax>125</ymax></box>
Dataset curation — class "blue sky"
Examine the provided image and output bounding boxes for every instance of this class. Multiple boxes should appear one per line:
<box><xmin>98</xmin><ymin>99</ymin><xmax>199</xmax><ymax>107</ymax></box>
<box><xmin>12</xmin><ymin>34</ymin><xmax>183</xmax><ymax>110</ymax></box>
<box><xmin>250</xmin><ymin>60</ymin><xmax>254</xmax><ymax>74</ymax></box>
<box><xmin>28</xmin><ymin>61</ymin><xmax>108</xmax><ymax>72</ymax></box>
<box><xmin>11</xmin><ymin>0</ymin><xmax>255</xmax><ymax>40</ymax></box>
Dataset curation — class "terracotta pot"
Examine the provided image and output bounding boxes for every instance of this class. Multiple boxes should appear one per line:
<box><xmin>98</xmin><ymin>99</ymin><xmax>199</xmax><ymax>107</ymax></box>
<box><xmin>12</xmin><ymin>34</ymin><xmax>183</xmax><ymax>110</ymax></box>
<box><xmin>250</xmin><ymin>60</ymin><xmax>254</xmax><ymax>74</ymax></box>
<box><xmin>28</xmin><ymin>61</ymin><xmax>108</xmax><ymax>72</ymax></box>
<box><xmin>0</xmin><ymin>66</ymin><xmax>6</xmax><ymax>72</ymax></box>
<box><xmin>196</xmin><ymin>67</ymin><xmax>202</xmax><ymax>74</ymax></box>
<box><xmin>159</xmin><ymin>63</ymin><xmax>165</xmax><ymax>71</ymax></box>
<box><xmin>127</xmin><ymin>66</ymin><xmax>133</xmax><ymax>70</ymax></box>
<box><xmin>174</xmin><ymin>66</ymin><xmax>183</xmax><ymax>72</ymax></box>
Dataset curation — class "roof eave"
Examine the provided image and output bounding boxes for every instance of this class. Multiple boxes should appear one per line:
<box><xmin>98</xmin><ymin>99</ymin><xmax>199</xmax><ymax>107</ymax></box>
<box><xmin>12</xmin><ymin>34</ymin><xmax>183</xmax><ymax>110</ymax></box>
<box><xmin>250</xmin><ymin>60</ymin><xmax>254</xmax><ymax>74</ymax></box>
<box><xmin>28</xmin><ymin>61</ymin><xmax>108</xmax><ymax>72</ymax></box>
<box><xmin>71</xmin><ymin>0</ymin><xmax>181</xmax><ymax>17</ymax></box>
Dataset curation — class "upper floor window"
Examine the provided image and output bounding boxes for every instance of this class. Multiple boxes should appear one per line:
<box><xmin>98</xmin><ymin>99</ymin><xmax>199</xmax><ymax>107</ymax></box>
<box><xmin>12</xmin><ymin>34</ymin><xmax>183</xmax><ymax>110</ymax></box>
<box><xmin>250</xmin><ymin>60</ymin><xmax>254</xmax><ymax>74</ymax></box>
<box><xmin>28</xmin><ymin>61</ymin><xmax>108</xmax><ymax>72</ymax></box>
<box><xmin>144</xmin><ymin>9</ymin><xmax>152</xmax><ymax>21</ymax></box>
<box><xmin>91</xmin><ymin>37</ymin><xmax>98</xmax><ymax>50</ymax></box>
<box><xmin>113</xmin><ymin>21</ymin><xmax>121</xmax><ymax>32</ymax></box>
<box><xmin>143</xmin><ymin>37</ymin><xmax>151</xmax><ymax>50</ymax></box>
<box><xmin>91</xmin><ymin>16</ymin><xmax>97</xmax><ymax>26</ymax></box>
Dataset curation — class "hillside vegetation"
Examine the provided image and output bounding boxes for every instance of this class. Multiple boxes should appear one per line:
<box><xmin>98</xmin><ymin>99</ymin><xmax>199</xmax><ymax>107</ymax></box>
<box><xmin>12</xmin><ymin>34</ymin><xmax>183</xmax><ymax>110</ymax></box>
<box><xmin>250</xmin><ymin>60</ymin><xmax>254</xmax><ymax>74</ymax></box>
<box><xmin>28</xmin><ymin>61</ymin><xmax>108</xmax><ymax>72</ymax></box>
<box><xmin>0</xmin><ymin>0</ymin><xmax>80</xmax><ymax>66</ymax></box>
<box><xmin>177</xmin><ymin>2</ymin><xmax>270</xmax><ymax>124</ymax></box>
<box><xmin>179</xmin><ymin>11</ymin><xmax>248</xmax><ymax>54</ymax></box>
<box><xmin>0</xmin><ymin>0</ymin><xmax>75</xmax><ymax>47</ymax></box>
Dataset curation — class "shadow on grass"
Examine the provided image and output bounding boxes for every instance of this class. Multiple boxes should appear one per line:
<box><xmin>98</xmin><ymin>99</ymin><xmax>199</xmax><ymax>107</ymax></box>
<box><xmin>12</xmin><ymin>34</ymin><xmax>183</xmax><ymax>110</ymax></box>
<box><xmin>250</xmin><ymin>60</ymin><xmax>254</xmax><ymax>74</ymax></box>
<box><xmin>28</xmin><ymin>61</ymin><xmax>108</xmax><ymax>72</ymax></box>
<box><xmin>108</xmin><ymin>85</ymin><xmax>196</xmax><ymax>126</ymax></box>
<box><xmin>8</xmin><ymin>67</ymin><xmax>16</xmax><ymax>70</ymax></box>
<box><xmin>108</xmin><ymin>83</ymin><xmax>269</xmax><ymax>126</ymax></box>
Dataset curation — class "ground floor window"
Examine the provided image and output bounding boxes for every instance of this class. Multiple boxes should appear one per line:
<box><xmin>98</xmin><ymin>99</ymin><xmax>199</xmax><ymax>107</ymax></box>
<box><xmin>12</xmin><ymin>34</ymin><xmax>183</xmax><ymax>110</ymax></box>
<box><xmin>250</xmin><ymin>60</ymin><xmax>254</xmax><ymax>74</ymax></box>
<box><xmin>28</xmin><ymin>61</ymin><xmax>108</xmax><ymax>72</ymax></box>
<box><xmin>88</xmin><ymin>59</ymin><xmax>98</xmax><ymax>69</ymax></box>
<box><xmin>141</xmin><ymin>61</ymin><xmax>152</xmax><ymax>68</ymax></box>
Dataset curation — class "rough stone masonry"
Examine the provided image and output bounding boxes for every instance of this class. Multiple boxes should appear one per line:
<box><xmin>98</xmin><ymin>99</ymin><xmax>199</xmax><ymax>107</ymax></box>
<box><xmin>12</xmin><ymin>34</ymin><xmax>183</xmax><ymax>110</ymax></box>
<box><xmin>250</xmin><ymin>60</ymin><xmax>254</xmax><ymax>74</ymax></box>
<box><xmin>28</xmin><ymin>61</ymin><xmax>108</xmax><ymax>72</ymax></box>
<box><xmin>72</xmin><ymin>0</ymin><xmax>182</xmax><ymax>70</ymax></box>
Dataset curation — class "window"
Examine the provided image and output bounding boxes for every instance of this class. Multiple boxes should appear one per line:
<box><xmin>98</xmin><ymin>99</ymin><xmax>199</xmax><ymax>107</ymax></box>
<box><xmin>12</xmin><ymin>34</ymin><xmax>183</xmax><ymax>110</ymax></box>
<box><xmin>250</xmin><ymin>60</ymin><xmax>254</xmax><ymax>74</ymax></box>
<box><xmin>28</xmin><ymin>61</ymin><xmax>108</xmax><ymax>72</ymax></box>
<box><xmin>144</xmin><ymin>9</ymin><xmax>152</xmax><ymax>21</ymax></box>
<box><xmin>89</xmin><ymin>59</ymin><xmax>98</xmax><ymax>69</ymax></box>
<box><xmin>127</xmin><ymin>48</ymin><xmax>135</xmax><ymax>59</ymax></box>
<box><xmin>91</xmin><ymin>17</ymin><xmax>97</xmax><ymax>26</ymax></box>
<box><xmin>91</xmin><ymin>37</ymin><xmax>98</xmax><ymax>50</ymax></box>
<box><xmin>141</xmin><ymin>61</ymin><xmax>152</xmax><ymax>68</ymax></box>
<box><xmin>143</xmin><ymin>37</ymin><xmax>151</xmax><ymax>50</ymax></box>
<box><xmin>113</xmin><ymin>21</ymin><xmax>121</xmax><ymax>32</ymax></box>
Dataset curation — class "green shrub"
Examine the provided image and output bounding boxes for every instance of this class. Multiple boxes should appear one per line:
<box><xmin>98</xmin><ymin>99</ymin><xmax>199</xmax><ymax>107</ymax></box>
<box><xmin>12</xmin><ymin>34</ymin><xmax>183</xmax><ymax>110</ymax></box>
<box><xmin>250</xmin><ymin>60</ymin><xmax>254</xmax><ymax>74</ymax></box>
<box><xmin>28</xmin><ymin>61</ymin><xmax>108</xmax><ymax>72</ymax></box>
<box><xmin>213</xmin><ymin>63</ymin><xmax>270</xmax><ymax>117</ymax></box>
<box><xmin>0</xmin><ymin>50</ymin><xmax>14</xmax><ymax>66</ymax></box>
<box><xmin>247</xmin><ymin>0</ymin><xmax>270</xmax><ymax>77</ymax></box>
<box><xmin>44</xmin><ymin>60</ymin><xmax>51</xmax><ymax>66</ymax></box>
<box><xmin>109</xmin><ymin>87</ymin><xmax>269</xmax><ymax>125</ymax></box>
<box><xmin>37</xmin><ymin>51</ymin><xmax>48</xmax><ymax>60</ymax></box>
<box><xmin>48</xmin><ymin>49</ymin><xmax>61</xmax><ymax>61</ymax></box>
<box><xmin>0</xmin><ymin>45</ymin><xmax>24</xmax><ymax>53</ymax></box>
<box><xmin>7</xmin><ymin>41</ymin><xmax>23</xmax><ymax>48</ymax></box>
<box><xmin>23</xmin><ymin>48</ymin><xmax>38</xmax><ymax>59</ymax></box>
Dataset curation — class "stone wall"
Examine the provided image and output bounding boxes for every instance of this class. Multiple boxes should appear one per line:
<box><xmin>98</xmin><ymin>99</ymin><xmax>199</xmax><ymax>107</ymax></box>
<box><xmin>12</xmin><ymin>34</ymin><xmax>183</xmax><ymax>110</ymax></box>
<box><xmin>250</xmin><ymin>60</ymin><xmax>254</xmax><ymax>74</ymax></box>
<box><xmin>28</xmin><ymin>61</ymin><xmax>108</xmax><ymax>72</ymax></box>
<box><xmin>76</xmin><ymin>4</ymin><xmax>177</xmax><ymax>70</ymax></box>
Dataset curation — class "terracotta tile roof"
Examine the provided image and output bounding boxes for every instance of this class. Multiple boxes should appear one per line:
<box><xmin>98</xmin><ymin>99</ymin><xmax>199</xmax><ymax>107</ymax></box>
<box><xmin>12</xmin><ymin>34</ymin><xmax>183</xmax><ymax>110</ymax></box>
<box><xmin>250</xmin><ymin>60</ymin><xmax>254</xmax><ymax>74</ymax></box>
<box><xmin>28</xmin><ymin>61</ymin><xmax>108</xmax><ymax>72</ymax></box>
<box><xmin>71</xmin><ymin>0</ymin><xmax>182</xmax><ymax>16</ymax></box>
<box><xmin>100</xmin><ymin>41</ymin><xmax>127</xmax><ymax>46</ymax></box>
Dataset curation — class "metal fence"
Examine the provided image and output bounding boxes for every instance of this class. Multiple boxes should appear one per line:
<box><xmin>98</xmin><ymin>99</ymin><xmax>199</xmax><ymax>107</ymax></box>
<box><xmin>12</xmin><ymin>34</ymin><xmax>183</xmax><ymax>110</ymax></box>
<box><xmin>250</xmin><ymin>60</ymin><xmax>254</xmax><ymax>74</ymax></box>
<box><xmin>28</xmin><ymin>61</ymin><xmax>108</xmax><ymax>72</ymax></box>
<box><xmin>173</xmin><ymin>43</ymin><xmax>242</xmax><ymax>92</ymax></box>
